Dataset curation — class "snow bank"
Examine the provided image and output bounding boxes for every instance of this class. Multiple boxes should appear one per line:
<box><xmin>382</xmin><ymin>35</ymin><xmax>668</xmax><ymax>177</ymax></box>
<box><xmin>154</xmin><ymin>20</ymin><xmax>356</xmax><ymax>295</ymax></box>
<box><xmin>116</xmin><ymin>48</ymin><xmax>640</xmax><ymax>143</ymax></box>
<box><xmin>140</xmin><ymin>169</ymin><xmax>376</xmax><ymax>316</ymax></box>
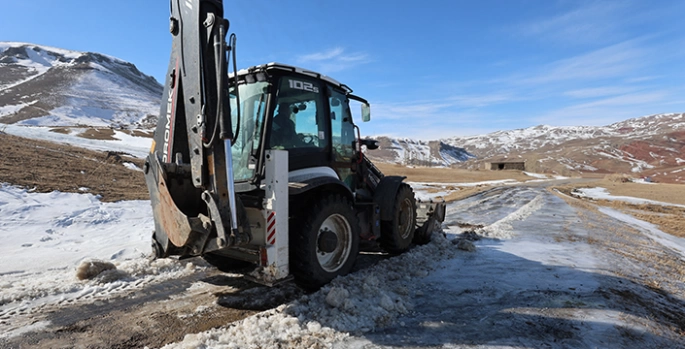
<box><xmin>572</xmin><ymin>187</ymin><xmax>685</xmax><ymax>208</ymax></box>
<box><xmin>164</xmin><ymin>232</ymin><xmax>459</xmax><ymax>349</ymax></box>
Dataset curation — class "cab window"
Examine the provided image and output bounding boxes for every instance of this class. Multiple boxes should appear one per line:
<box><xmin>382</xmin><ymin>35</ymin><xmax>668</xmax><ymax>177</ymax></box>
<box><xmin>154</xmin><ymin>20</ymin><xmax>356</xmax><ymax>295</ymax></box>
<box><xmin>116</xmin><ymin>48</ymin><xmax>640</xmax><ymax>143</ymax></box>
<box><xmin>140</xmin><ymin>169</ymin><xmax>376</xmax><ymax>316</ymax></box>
<box><xmin>269</xmin><ymin>76</ymin><xmax>326</xmax><ymax>151</ymax></box>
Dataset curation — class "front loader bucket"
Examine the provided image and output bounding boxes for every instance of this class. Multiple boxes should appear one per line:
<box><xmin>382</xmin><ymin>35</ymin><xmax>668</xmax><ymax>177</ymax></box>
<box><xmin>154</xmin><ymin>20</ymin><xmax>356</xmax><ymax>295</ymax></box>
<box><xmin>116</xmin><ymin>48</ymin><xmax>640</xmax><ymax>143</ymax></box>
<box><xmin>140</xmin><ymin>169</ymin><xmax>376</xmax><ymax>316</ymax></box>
<box><xmin>414</xmin><ymin>199</ymin><xmax>446</xmax><ymax>244</ymax></box>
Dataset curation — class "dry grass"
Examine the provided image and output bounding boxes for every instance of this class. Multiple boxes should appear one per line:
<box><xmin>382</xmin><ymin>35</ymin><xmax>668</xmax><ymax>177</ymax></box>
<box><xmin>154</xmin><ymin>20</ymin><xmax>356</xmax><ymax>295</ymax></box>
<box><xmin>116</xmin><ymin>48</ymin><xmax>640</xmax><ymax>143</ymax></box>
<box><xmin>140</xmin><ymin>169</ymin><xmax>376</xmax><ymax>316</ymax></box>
<box><xmin>0</xmin><ymin>133</ymin><xmax>148</xmax><ymax>202</ymax></box>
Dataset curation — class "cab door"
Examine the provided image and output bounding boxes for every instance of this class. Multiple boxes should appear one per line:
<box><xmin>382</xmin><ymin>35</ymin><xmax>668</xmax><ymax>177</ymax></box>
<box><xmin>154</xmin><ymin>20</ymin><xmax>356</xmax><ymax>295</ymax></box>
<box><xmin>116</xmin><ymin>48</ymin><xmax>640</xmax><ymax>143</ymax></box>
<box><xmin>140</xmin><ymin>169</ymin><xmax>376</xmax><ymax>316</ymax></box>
<box><xmin>329</xmin><ymin>88</ymin><xmax>357</xmax><ymax>188</ymax></box>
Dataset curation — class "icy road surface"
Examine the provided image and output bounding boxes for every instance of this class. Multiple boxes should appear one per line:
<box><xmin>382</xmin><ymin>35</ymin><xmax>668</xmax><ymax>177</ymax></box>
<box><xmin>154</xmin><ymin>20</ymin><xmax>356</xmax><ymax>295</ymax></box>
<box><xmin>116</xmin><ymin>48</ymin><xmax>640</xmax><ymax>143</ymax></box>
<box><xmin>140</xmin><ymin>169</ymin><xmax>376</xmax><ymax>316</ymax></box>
<box><xmin>1</xmin><ymin>183</ymin><xmax>684</xmax><ymax>348</ymax></box>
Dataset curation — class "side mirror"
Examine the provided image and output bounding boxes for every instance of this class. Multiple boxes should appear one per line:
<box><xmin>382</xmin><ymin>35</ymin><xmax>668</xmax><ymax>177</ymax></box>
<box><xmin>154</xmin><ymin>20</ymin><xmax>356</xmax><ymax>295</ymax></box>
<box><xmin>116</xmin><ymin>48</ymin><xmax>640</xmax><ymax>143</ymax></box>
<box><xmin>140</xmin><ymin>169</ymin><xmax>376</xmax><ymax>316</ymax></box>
<box><xmin>361</xmin><ymin>103</ymin><xmax>371</xmax><ymax>122</ymax></box>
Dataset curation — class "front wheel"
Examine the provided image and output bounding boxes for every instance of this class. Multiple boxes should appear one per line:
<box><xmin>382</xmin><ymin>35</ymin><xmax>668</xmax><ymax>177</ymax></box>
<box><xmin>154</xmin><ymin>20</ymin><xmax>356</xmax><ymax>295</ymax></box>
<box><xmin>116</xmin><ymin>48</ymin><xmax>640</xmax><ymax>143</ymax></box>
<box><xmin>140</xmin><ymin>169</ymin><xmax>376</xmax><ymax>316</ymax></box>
<box><xmin>379</xmin><ymin>184</ymin><xmax>417</xmax><ymax>254</ymax></box>
<box><xmin>290</xmin><ymin>194</ymin><xmax>360</xmax><ymax>289</ymax></box>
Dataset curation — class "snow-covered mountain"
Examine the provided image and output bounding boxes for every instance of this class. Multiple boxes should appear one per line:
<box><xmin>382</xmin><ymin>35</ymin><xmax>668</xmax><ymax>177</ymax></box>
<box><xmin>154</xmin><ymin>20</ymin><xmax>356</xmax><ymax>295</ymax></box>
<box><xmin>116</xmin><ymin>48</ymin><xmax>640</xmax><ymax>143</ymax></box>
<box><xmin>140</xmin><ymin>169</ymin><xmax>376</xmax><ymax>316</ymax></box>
<box><xmin>0</xmin><ymin>42</ymin><xmax>162</xmax><ymax>128</ymax></box>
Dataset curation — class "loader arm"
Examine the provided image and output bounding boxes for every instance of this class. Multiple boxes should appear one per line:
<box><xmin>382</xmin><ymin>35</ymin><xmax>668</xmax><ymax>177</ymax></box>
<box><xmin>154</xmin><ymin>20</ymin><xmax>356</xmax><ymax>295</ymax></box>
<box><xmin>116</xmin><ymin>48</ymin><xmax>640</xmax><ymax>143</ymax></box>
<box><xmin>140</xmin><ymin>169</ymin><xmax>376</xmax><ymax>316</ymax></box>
<box><xmin>145</xmin><ymin>0</ymin><xmax>249</xmax><ymax>258</ymax></box>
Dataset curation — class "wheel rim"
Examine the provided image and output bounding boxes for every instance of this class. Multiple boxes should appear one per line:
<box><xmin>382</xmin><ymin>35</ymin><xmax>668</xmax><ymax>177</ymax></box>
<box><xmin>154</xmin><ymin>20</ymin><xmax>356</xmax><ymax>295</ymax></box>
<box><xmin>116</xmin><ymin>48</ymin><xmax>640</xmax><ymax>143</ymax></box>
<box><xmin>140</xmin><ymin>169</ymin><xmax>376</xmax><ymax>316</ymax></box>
<box><xmin>398</xmin><ymin>197</ymin><xmax>413</xmax><ymax>239</ymax></box>
<box><xmin>317</xmin><ymin>213</ymin><xmax>352</xmax><ymax>273</ymax></box>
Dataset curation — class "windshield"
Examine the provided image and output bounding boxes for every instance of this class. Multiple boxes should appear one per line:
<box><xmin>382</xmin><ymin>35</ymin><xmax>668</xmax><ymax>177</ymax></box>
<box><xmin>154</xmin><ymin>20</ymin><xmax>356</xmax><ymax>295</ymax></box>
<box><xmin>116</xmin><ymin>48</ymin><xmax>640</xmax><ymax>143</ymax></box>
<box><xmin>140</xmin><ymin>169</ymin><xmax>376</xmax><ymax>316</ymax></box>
<box><xmin>230</xmin><ymin>80</ymin><xmax>268</xmax><ymax>181</ymax></box>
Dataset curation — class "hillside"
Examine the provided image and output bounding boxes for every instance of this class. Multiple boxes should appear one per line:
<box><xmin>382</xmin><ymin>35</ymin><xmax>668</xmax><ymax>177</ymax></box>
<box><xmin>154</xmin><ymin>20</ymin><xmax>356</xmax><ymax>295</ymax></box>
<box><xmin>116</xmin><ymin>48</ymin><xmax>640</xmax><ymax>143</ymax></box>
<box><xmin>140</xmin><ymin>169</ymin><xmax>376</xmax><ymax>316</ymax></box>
<box><xmin>0</xmin><ymin>42</ymin><xmax>162</xmax><ymax>128</ymax></box>
<box><xmin>365</xmin><ymin>113</ymin><xmax>685</xmax><ymax>183</ymax></box>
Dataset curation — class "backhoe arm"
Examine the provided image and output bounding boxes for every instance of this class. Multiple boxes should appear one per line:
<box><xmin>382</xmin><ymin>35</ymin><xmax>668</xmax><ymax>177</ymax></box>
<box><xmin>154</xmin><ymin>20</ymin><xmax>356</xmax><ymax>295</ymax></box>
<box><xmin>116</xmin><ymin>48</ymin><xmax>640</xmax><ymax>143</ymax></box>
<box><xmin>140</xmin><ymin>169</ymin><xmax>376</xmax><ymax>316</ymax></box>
<box><xmin>145</xmin><ymin>0</ymin><xmax>249</xmax><ymax>258</ymax></box>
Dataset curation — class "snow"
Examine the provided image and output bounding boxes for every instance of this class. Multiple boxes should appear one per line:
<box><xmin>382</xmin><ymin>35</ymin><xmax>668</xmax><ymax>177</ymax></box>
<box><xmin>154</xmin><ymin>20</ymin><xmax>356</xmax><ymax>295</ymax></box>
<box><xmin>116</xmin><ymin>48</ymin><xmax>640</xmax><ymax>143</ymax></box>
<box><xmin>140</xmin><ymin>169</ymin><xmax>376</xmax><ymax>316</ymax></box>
<box><xmin>0</xmin><ymin>101</ymin><xmax>38</xmax><ymax>117</ymax></box>
<box><xmin>1</xmin><ymin>178</ymin><xmax>684</xmax><ymax>347</ymax></box>
<box><xmin>523</xmin><ymin>171</ymin><xmax>547</xmax><ymax>179</ymax></box>
<box><xmin>123</xmin><ymin>162</ymin><xmax>143</xmax><ymax>171</ymax></box>
<box><xmin>572</xmin><ymin>187</ymin><xmax>685</xmax><ymax>209</ymax></box>
<box><xmin>1</xmin><ymin>42</ymin><xmax>161</xmax><ymax>127</ymax></box>
<box><xmin>0</xmin><ymin>184</ymin><xmax>209</xmax><ymax>338</ymax></box>
<box><xmin>1</xmin><ymin>124</ymin><xmax>152</xmax><ymax>158</ymax></box>
<box><xmin>408</xmin><ymin>179</ymin><xmax>518</xmax><ymax>201</ymax></box>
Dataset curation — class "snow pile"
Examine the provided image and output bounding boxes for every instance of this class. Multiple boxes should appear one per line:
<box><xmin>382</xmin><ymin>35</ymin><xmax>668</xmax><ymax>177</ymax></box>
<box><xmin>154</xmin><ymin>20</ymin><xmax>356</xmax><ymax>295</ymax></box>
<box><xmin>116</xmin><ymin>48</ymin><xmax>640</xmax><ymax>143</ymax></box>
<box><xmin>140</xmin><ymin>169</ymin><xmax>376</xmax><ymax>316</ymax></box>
<box><xmin>479</xmin><ymin>194</ymin><xmax>545</xmax><ymax>239</ymax></box>
<box><xmin>164</xmin><ymin>232</ymin><xmax>459</xmax><ymax>349</ymax></box>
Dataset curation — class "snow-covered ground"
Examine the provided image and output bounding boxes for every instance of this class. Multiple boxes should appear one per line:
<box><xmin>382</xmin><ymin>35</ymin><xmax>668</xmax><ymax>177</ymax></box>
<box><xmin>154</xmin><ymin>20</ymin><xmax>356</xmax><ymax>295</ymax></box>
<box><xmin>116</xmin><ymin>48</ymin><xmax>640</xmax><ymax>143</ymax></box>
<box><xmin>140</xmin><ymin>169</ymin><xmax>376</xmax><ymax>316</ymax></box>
<box><xmin>2</xmin><ymin>182</ymin><xmax>684</xmax><ymax>348</ymax></box>
<box><xmin>0</xmin><ymin>185</ymin><xmax>211</xmax><ymax>338</ymax></box>
<box><xmin>1</xmin><ymin>124</ymin><xmax>152</xmax><ymax>158</ymax></box>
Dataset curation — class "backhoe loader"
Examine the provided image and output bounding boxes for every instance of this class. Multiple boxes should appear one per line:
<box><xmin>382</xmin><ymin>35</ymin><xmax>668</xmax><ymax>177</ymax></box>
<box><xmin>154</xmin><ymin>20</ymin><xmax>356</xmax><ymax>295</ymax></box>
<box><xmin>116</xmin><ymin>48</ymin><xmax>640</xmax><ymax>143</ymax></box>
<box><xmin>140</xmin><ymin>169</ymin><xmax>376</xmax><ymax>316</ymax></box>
<box><xmin>144</xmin><ymin>0</ymin><xmax>445</xmax><ymax>288</ymax></box>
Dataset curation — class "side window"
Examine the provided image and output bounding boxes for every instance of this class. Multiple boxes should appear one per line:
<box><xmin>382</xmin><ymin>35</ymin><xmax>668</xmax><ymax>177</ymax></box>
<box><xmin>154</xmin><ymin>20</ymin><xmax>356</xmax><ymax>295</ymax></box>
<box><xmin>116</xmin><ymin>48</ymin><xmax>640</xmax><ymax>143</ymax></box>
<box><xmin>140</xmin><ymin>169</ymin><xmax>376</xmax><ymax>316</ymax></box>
<box><xmin>329</xmin><ymin>89</ymin><xmax>356</xmax><ymax>162</ymax></box>
<box><xmin>270</xmin><ymin>76</ymin><xmax>326</xmax><ymax>150</ymax></box>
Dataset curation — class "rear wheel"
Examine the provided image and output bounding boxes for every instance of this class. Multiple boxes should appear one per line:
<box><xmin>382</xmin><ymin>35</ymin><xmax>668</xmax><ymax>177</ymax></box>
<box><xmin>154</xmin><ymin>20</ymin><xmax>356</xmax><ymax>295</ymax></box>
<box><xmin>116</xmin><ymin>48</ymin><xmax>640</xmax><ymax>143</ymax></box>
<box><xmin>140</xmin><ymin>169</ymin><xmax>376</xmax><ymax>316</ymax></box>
<box><xmin>379</xmin><ymin>184</ymin><xmax>417</xmax><ymax>254</ymax></box>
<box><xmin>290</xmin><ymin>194</ymin><xmax>360</xmax><ymax>289</ymax></box>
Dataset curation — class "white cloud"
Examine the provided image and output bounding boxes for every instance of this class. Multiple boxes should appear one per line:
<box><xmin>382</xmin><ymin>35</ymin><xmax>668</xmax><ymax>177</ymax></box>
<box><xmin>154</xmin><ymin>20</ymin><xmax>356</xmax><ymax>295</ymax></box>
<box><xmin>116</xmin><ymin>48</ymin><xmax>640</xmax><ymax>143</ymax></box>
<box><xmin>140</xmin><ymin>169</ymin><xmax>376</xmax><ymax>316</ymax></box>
<box><xmin>297</xmin><ymin>47</ymin><xmax>345</xmax><ymax>62</ymax></box>
<box><xmin>521</xmin><ymin>39</ymin><xmax>647</xmax><ymax>84</ymax></box>
<box><xmin>296</xmin><ymin>47</ymin><xmax>369</xmax><ymax>73</ymax></box>
<box><xmin>518</xmin><ymin>2</ymin><xmax>630</xmax><ymax>45</ymax></box>
<box><xmin>532</xmin><ymin>90</ymin><xmax>678</xmax><ymax>127</ymax></box>
<box><xmin>563</xmin><ymin>86</ymin><xmax>641</xmax><ymax>99</ymax></box>
<box><xmin>448</xmin><ymin>93</ymin><xmax>518</xmax><ymax>108</ymax></box>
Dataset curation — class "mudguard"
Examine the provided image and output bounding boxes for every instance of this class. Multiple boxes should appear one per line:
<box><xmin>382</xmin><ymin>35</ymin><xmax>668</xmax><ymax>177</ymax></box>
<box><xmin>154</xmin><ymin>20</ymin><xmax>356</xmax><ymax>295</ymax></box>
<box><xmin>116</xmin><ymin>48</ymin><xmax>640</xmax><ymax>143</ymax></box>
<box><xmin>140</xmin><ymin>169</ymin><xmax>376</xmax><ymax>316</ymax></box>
<box><xmin>373</xmin><ymin>176</ymin><xmax>406</xmax><ymax>221</ymax></box>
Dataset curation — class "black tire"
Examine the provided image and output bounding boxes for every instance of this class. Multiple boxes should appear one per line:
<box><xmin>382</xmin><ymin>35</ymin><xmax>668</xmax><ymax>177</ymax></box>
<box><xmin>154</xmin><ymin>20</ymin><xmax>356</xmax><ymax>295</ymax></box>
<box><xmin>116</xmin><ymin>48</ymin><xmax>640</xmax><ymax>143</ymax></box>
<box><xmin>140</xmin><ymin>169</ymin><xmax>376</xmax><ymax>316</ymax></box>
<box><xmin>379</xmin><ymin>184</ymin><xmax>417</xmax><ymax>254</ymax></box>
<box><xmin>290</xmin><ymin>194</ymin><xmax>360</xmax><ymax>289</ymax></box>
<box><xmin>413</xmin><ymin>216</ymin><xmax>439</xmax><ymax>245</ymax></box>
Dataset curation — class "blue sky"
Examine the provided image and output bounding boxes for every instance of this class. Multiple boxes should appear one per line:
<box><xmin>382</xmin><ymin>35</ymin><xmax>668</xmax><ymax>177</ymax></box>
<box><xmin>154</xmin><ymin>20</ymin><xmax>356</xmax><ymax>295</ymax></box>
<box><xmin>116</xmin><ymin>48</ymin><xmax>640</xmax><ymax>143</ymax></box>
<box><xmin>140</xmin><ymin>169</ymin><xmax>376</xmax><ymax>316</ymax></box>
<box><xmin>2</xmin><ymin>0</ymin><xmax>685</xmax><ymax>140</ymax></box>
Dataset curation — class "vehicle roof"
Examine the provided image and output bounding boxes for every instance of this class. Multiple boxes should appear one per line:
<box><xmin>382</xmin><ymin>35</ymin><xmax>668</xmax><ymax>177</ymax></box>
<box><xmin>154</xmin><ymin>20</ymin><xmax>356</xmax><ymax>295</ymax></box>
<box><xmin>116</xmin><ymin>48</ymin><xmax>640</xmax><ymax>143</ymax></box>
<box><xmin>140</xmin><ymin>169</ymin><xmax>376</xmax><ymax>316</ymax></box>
<box><xmin>233</xmin><ymin>62</ymin><xmax>353</xmax><ymax>94</ymax></box>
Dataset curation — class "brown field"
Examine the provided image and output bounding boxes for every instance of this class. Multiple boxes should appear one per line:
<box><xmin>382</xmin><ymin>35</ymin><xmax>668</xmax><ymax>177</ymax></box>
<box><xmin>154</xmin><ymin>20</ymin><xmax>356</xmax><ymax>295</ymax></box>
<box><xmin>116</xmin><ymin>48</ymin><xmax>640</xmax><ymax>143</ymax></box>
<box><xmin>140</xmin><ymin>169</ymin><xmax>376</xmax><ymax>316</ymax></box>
<box><xmin>553</xmin><ymin>179</ymin><xmax>685</xmax><ymax>239</ymax></box>
<box><xmin>0</xmin><ymin>133</ymin><xmax>148</xmax><ymax>202</ymax></box>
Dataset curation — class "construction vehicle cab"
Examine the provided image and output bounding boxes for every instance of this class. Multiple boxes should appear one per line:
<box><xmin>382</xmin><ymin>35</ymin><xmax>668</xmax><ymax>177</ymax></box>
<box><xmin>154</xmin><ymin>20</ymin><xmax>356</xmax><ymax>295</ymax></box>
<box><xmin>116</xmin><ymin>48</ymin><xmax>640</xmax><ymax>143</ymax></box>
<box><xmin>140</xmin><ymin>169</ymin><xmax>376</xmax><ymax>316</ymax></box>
<box><xmin>144</xmin><ymin>0</ymin><xmax>445</xmax><ymax>289</ymax></box>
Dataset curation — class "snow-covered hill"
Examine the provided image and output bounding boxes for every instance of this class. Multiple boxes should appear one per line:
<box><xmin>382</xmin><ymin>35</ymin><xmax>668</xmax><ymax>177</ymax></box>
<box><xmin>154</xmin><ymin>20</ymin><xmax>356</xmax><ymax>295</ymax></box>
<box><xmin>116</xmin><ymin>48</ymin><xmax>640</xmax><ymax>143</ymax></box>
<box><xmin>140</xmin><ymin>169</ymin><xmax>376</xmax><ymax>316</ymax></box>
<box><xmin>366</xmin><ymin>113</ymin><xmax>685</xmax><ymax>182</ymax></box>
<box><xmin>446</xmin><ymin>113</ymin><xmax>685</xmax><ymax>158</ymax></box>
<box><xmin>0</xmin><ymin>42</ymin><xmax>162</xmax><ymax>128</ymax></box>
<box><xmin>365</xmin><ymin>137</ymin><xmax>475</xmax><ymax>167</ymax></box>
